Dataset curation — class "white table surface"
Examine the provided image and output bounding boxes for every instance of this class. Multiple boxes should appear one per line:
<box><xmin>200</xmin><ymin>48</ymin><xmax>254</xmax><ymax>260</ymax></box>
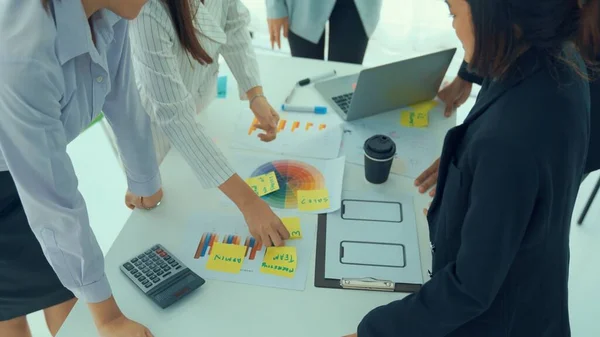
<box><xmin>57</xmin><ymin>54</ymin><xmax>466</xmax><ymax>337</ymax></box>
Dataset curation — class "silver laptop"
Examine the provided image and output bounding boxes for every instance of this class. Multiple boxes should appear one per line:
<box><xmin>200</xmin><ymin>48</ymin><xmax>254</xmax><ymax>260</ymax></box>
<box><xmin>314</xmin><ymin>48</ymin><xmax>457</xmax><ymax>121</ymax></box>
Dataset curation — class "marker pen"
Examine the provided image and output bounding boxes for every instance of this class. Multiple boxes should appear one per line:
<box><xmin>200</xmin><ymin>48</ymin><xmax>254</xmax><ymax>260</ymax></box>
<box><xmin>281</xmin><ymin>104</ymin><xmax>327</xmax><ymax>114</ymax></box>
<box><xmin>284</xmin><ymin>70</ymin><xmax>337</xmax><ymax>104</ymax></box>
<box><xmin>296</xmin><ymin>70</ymin><xmax>337</xmax><ymax>87</ymax></box>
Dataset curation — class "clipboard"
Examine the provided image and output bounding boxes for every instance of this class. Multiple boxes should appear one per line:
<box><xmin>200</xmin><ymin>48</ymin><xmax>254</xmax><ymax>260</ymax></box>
<box><xmin>314</xmin><ymin>213</ymin><xmax>422</xmax><ymax>293</ymax></box>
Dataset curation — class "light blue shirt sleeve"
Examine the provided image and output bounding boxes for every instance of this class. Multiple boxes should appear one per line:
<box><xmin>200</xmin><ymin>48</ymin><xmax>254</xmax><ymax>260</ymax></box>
<box><xmin>103</xmin><ymin>21</ymin><xmax>162</xmax><ymax>195</ymax></box>
<box><xmin>265</xmin><ymin>0</ymin><xmax>288</xmax><ymax>18</ymax></box>
<box><xmin>0</xmin><ymin>58</ymin><xmax>112</xmax><ymax>303</ymax></box>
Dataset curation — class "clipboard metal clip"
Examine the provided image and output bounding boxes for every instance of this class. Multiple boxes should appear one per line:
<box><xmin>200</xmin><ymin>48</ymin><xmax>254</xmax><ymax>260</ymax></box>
<box><xmin>340</xmin><ymin>277</ymin><xmax>395</xmax><ymax>292</ymax></box>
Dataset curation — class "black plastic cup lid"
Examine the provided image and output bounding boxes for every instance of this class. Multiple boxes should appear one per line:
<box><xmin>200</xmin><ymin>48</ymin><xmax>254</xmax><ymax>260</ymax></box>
<box><xmin>364</xmin><ymin>134</ymin><xmax>396</xmax><ymax>160</ymax></box>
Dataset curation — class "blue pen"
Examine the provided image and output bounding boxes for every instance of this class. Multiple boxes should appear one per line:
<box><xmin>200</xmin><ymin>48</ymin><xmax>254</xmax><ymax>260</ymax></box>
<box><xmin>281</xmin><ymin>104</ymin><xmax>327</xmax><ymax>114</ymax></box>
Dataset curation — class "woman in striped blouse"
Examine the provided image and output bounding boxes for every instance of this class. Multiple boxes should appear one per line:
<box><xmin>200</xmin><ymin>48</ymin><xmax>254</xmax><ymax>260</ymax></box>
<box><xmin>127</xmin><ymin>0</ymin><xmax>290</xmax><ymax>247</ymax></box>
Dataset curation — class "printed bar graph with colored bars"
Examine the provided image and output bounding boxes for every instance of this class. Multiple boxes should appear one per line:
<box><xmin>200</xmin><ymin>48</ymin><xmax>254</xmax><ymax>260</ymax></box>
<box><xmin>194</xmin><ymin>232</ymin><xmax>264</xmax><ymax>260</ymax></box>
<box><xmin>248</xmin><ymin>118</ymin><xmax>326</xmax><ymax>135</ymax></box>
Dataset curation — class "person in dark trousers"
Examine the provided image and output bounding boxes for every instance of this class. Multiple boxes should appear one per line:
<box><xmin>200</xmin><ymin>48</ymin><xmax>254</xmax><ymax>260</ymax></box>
<box><xmin>345</xmin><ymin>0</ymin><xmax>594</xmax><ymax>336</ymax></box>
<box><xmin>266</xmin><ymin>0</ymin><xmax>382</xmax><ymax>64</ymax></box>
<box><xmin>416</xmin><ymin>0</ymin><xmax>600</xmax><ymax>196</ymax></box>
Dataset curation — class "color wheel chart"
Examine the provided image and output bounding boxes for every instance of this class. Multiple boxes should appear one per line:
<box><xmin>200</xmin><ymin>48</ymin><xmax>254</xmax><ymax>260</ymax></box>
<box><xmin>247</xmin><ymin>118</ymin><xmax>327</xmax><ymax>135</ymax></box>
<box><xmin>193</xmin><ymin>232</ymin><xmax>264</xmax><ymax>260</ymax></box>
<box><xmin>249</xmin><ymin>160</ymin><xmax>326</xmax><ymax>209</ymax></box>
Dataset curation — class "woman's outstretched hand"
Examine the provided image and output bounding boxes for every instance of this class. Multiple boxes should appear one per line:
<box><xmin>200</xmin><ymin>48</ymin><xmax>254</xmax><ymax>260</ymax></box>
<box><xmin>240</xmin><ymin>196</ymin><xmax>290</xmax><ymax>247</ymax></box>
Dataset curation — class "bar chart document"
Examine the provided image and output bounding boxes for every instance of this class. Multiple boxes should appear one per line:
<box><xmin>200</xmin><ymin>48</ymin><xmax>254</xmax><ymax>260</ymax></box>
<box><xmin>178</xmin><ymin>210</ymin><xmax>317</xmax><ymax>291</ymax></box>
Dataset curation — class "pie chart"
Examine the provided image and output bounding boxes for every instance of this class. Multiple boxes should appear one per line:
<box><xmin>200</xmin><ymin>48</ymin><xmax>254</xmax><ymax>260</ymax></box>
<box><xmin>250</xmin><ymin>160</ymin><xmax>326</xmax><ymax>209</ymax></box>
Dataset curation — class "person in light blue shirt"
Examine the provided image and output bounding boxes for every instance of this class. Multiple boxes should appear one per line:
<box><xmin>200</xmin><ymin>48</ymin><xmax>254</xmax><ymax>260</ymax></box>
<box><xmin>0</xmin><ymin>0</ymin><xmax>161</xmax><ymax>336</ymax></box>
<box><xmin>266</xmin><ymin>0</ymin><xmax>382</xmax><ymax>64</ymax></box>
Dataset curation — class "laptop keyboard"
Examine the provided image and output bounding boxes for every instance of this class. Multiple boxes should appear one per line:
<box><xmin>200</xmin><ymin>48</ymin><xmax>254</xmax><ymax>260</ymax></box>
<box><xmin>332</xmin><ymin>93</ymin><xmax>354</xmax><ymax>114</ymax></box>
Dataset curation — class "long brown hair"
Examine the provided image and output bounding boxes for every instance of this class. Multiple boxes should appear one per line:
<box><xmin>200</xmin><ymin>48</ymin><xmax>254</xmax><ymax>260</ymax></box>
<box><xmin>162</xmin><ymin>0</ymin><xmax>213</xmax><ymax>65</ymax></box>
<box><xmin>579</xmin><ymin>0</ymin><xmax>600</xmax><ymax>61</ymax></box>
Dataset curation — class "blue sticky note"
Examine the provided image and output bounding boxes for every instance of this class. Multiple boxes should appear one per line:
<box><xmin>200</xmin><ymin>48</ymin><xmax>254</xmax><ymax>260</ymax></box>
<box><xmin>217</xmin><ymin>76</ymin><xmax>227</xmax><ymax>98</ymax></box>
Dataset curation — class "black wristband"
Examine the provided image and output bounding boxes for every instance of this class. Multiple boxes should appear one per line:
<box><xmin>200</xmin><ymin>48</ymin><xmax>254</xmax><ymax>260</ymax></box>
<box><xmin>457</xmin><ymin>61</ymin><xmax>484</xmax><ymax>85</ymax></box>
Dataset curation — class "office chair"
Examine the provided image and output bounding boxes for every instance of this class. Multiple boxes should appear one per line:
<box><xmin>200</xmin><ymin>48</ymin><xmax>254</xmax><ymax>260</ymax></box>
<box><xmin>578</xmin><ymin>174</ymin><xmax>600</xmax><ymax>225</ymax></box>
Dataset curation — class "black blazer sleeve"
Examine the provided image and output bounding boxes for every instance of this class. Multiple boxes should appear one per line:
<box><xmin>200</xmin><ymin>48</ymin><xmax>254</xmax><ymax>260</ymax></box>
<box><xmin>357</xmin><ymin>139</ymin><xmax>540</xmax><ymax>337</ymax></box>
<box><xmin>458</xmin><ymin>60</ymin><xmax>484</xmax><ymax>85</ymax></box>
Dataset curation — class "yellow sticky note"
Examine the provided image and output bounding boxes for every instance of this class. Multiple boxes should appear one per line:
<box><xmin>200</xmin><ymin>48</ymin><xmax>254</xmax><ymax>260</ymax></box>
<box><xmin>400</xmin><ymin>101</ymin><xmax>437</xmax><ymax>127</ymax></box>
<box><xmin>246</xmin><ymin>171</ymin><xmax>280</xmax><ymax>196</ymax></box>
<box><xmin>260</xmin><ymin>246</ymin><xmax>297</xmax><ymax>278</ymax></box>
<box><xmin>410</xmin><ymin>100</ymin><xmax>439</xmax><ymax>115</ymax></box>
<box><xmin>297</xmin><ymin>189</ymin><xmax>330</xmax><ymax>211</ymax></box>
<box><xmin>282</xmin><ymin>217</ymin><xmax>302</xmax><ymax>239</ymax></box>
<box><xmin>400</xmin><ymin>110</ymin><xmax>428</xmax><ymax>127</ymax></box>
<box><xmin>205</xmin><ymin>242</ymin><xmax>246</xmax><ymax>274</ymax></box>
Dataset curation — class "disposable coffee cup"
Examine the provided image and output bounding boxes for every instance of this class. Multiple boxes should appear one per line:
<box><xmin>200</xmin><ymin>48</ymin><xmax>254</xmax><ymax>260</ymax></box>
<box><xmin>363</xmin><ymin>134</ymin><xmax>396</xmax><ymax>184</ymax></box>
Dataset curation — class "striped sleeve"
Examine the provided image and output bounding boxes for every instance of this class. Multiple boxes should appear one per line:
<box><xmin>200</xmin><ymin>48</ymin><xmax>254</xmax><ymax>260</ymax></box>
<box><xmin>129</xmin><ymin>7</ymin><xmax>235</xmax><ymax>188</ymax></box>
<box><xmin>221</xmin><ymin>0</ymin><xmax>261</xmax><ymax>99</ymax></box>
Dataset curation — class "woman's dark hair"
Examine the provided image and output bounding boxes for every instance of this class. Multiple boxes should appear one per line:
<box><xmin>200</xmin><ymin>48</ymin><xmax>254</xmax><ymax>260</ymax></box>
<box><xmin>162</xmin><ymin>0</ymin><xmax>213</xmax><ymax>65</ymax></box>
<box><xmin>578</xmin><ymin>0</ymin><xmax>600</xmax><ymax>61</ymax></box>
<box><xmin>466</xmin><ymin>0</ymin><xmax>594</xmax><ymax>78</ymax></box>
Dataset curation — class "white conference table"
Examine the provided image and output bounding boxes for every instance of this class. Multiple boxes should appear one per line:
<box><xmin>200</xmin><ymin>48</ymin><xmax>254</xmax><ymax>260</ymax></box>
<box><xmin>57</xmin><ymin>54</ymin><xmax>468</xmax><ymax>337</ymax></box>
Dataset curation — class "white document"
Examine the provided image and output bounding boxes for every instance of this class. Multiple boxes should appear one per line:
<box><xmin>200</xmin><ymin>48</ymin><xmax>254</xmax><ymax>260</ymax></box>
<box><xmin>230</xmin><ymin>109</ymin><xmax>343</xmax><ymax>159</ymax></box>
<box><xmin>340</xmin><ymin>102</ymin><xmax>453</xmax><ymax>178</ymax></box>
<box><xmin>223</xmin><ymin>150</ymin><xmax>345</xmax><ymax>214</ymax></box>
<box><xmin>324</xmin><ymin>190</ymin><xmax>423</xmax><ymax>285</ymax></box>
<box><xmin>178</xmin><ymin>210</ymin><xmax>316</xmax><ymax>291</ymax></box>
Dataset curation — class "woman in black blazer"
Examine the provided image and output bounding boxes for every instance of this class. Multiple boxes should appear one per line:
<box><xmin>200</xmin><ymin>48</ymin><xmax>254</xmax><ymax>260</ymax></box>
<box><xmin>417</xmin><ymin>0</ymin><xmax>600</xmax><ymax>185</ymax></box>
<box><xmin>346</xmin><ymin>0</ymin><xmax>595</xmax><ymax>336</ymax></box>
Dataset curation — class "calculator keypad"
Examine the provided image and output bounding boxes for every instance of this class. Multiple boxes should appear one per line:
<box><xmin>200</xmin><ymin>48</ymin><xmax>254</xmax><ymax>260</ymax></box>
<box><xmin>121</xmin><ymin>244</ymin><xmax>184</xmax><ymax>291</ymax></box>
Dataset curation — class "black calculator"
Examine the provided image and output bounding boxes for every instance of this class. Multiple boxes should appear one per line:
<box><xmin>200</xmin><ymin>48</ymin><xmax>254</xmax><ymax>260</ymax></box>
<box><xmin>120</xmin><ymin>244</ymin><xmax>205</xmax><ymax>309</ymax></box>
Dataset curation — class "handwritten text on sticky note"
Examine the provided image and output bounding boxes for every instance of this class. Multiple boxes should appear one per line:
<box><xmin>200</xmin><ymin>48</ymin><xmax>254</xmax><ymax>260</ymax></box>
<box><xmin>400</xmin><ymin>101</ymin><xmax>438</xmax><ymax>128</ymax></box>
<box><xmin>246</xmin><ymin>171</ymin><xmax>280</xmax><ymax>196</ymax></box>
<box><xmin>297</xmin><ymin>189</ymin><xmax>330</xmax><ymax>211</ymax></box>
<box><xmin>282</xmin><ymin>217</ymin><xmax>302</xmax><ymax>239</ymax></box>
<box><xmin>205</xmin><ymin>242</ymin><xmax>246</xmax><ymax>274</ymax></box>
<box><xmin>260</xmin><ymin>246</ymin><xmax>297</xmax><ymax>278</ymax></box>
<box><xmin>400</xmin><ymin>110</ymin><xmax>428</xmax><ymax>127</ymax></box>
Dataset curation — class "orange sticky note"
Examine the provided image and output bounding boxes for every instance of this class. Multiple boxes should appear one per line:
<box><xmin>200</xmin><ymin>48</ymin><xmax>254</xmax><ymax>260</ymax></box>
<box><xmin>260</xmin><ymin>246</ymin><xmax>297</xmax><ymax>278</ymax></box>
<box><xmin>297</xmin><ymin>189</ymin><xmax>330</xmax><ymax>211</ymax></box>
<box><xmin>205</xmin><ymin>243</ymin><xmax>246</xmax><ymax>274</ymax></box>
<box><xmin>282</xmin><ymin>217</ymin><xmax>302</xmax><ymax>239</ymax></box>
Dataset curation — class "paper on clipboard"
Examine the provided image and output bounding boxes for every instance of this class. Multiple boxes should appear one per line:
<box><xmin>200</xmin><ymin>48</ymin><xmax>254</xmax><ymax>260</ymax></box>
<box><xmin>322</xmin><ymin>190</ymin><xmax>423</xmax><ymax>285</ymax></box>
